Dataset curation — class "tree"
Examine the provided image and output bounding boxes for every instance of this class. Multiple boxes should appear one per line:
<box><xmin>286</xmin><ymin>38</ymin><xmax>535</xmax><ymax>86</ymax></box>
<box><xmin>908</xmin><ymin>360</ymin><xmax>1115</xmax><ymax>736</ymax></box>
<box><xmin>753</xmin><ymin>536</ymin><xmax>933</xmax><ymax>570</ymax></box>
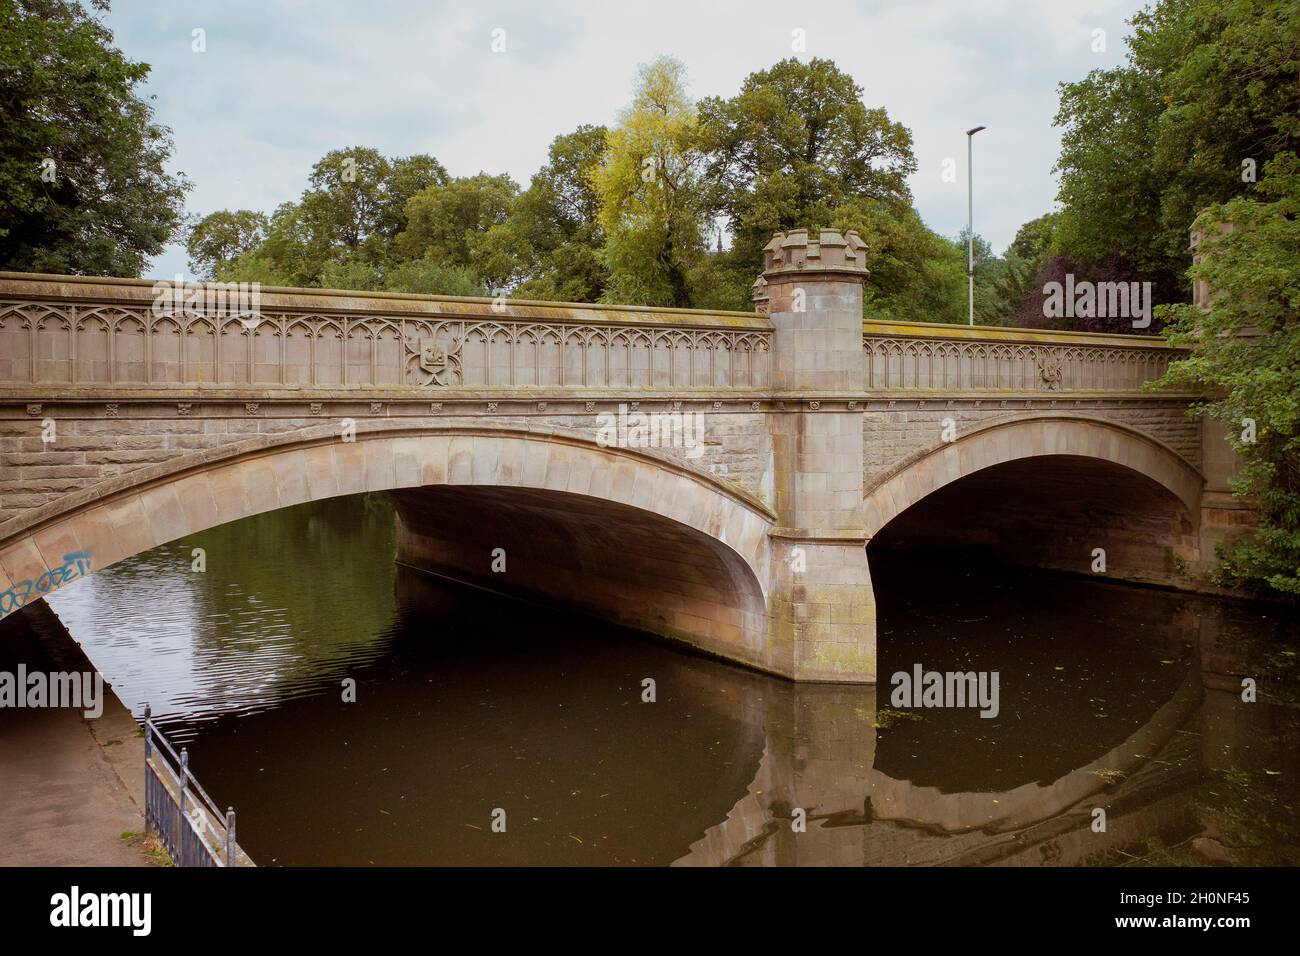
<box><xmin>1153</xmin><ymin>153</ymin><xmax>1300</xmax><ymax>596</ymax></box>
<box><xmin>212</xmin><ymin>149</ymin><xmax>456</xmax><ymax>289</ymax></box>
<box><xmin>398</xmin><ymin>173</ymin><xmax>520</xmax><ymax>278</ymax></box>
<box><xmin>1053</xmin><ymin>0</ymin><xmax>1300</xmax><ymax>301</ymax></box>
<box><xmin>298</xmin><ymin>147</ymin><xmax>390</xmax><ymax>258</ymax></box>
<box><xmin>186</xmin><ymin>210</ymin><xmax>268</xmax><ymax>279</ymax></box>
<box><xmin>1008</xmin><ymin>213</ymin><xmax>1057</xmax><ymax>263</ymax></box>
<box><xmin>217</xmin><ymin>201</ymin><xmax>315</xmax><ymax>287</ymax></box>
<box><xmin>508</xmin><ymin>125</ymin><xmax>609</xmax><ymax>302</ymax></box>
<box><xmin>593</xmin><ymin>56</ymin><xmax>709</xmax><ymax>307</ymax></box>
<box><xmin>1005</xmin><ymin>252</ymin><xmax>1159</xmax><ymax>333</ymax></box>
<box><xmin>699</xmin><ymin>57</ymin><xmax>917</xmax><ymax>271</ymax></box>
<box><xmin>841</xmin><ymin>202</ymin><xmax>965</xmax><ymax>324</ymax></box>
<box><xmin>374</xmin><ymin>154</ymin><xmax>448</xmax><ymax>240</ymax></box>
<box><xmin>694</xmin><ymin>57</ymin><xmax>931</xmax><ymax>313</ymax></box>
<box><xmin>0</xmin><ymin>0</ymin><xmax>189</xmax><ymax>275</ymax></box>
<box><xmin>381</xmin><ymin>257</ymin><xmax>483</xmax><ymax>297</ymax></box>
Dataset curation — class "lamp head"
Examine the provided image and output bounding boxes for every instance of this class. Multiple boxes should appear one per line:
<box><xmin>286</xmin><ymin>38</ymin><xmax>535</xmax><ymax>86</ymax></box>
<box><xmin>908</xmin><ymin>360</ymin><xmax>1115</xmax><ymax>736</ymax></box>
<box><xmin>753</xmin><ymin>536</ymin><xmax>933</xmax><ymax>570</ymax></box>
<box><xmin>966</xmin><ymin>125</ymin><xmax>987</xmax><ymax>136</ymax></box>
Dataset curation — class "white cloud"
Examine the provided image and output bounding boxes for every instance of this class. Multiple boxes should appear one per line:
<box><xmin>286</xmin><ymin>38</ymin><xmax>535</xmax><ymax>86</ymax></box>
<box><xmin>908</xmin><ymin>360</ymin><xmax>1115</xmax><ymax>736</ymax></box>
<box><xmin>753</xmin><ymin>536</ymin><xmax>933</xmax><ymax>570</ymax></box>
<box><xmin>102</xmin><ymin>0</ymin><xmax>1146</xmax><ymax>281</ymax></box>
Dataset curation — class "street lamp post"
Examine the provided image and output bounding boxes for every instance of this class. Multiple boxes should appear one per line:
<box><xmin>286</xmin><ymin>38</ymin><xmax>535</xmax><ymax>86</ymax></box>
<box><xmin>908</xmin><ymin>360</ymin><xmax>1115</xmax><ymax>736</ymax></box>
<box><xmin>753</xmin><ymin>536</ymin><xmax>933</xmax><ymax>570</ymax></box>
<box><xmin>966</xmin><ymin>125</ymin><xmax>986</xmax><ymax>326</ymax></box>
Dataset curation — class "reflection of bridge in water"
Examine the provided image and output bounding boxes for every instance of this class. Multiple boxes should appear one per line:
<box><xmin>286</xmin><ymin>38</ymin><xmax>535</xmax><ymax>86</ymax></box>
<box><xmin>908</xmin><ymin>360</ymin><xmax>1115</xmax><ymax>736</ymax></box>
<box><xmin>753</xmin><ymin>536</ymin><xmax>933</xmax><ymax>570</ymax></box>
<box><xmin>673</xmin><ymin>604</ymin><xmax>1274</xmax><ymax>867</ymax></box>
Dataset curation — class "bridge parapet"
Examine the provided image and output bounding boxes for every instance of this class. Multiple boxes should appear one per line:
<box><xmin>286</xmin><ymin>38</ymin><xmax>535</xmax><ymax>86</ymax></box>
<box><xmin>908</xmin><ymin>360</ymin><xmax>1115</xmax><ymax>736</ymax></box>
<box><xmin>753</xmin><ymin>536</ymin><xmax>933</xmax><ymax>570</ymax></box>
<box><xmin>862</xmin><ymin>321</ymin><xmax>1180</xmax><ymax>394</ymax></box>
<box><xmin>0</xmin><ymin>274</ymin><xmax>772</xmax><ymax>392</ymax></box>
<box><xmin>0</xmin><ymin>272</ymin><xmax>1189</xmax><ymax>398</ymax></box>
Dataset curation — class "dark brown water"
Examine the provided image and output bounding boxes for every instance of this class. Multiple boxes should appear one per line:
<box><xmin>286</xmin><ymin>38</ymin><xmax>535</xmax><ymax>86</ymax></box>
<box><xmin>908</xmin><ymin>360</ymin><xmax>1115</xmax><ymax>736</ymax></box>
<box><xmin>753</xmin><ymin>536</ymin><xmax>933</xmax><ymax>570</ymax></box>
<box><xmin>47</xmin><ymin>495</ymin><xmax>1300</xmax><ymax>866</ymax></box>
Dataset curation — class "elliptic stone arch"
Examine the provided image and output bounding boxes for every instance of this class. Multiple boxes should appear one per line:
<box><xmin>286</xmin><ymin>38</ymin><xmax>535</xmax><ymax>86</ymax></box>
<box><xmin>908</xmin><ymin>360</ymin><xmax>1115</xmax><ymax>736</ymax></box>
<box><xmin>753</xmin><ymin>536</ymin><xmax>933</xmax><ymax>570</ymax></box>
<box><xmin>0</xmin><ymin>423</ymin><xmax>777</xmax><ymax>661</ymax></box>
<box><xmin>863</xmin><ymin>414</ymin><xmax>1205</xmax><ymax>539</ymax></box>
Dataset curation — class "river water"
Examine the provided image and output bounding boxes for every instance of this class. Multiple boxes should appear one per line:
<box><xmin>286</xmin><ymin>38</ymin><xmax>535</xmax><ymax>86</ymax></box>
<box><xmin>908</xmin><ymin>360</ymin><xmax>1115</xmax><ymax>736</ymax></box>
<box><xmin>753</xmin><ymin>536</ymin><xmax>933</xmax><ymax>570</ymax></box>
<box><xmin>45</xmin><ymin>495</ymin><xmax>1300</xmax><ymax>866</ymax></box>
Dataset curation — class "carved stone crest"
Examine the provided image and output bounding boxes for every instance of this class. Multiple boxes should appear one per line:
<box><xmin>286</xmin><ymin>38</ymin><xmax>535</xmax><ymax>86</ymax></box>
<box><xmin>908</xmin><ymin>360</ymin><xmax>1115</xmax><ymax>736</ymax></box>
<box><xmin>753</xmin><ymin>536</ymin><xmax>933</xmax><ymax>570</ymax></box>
<box><xmin>412</xmin><ymin>334</ymin><xmax>463</xmax><ymax>387</ymax></box>
<box><xmin>1037</xmin><ymin>357</ymin><xmax>1063</xmax><ymax>390</ymax></box>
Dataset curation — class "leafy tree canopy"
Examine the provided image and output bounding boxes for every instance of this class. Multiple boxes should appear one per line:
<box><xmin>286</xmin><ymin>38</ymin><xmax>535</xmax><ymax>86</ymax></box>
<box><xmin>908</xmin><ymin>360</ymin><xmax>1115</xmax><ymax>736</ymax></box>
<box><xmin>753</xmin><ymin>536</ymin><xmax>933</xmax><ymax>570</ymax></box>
<box><xmin>593</xmin><ymin>56</ymin><xmax>709</xmax><ymax>308</ymax></box>
<box><xmin>0</xmin><ymin>0</ymin><xmax>189</xmax><ymax>275</ymax></box>
<box><xmin>1154</xmin><ymin>153</ymin><xmax>1300</xmax><ymax>596</ymax></box>
<box><xmin>1053</xmin><ymin>0</ymin><xmax>1299</xmax><ymax>299</ymax></box>
<box><xmin>699</xmin><ymin>57</ymin><xmax>917</xmax><ymax>270</ymax></box>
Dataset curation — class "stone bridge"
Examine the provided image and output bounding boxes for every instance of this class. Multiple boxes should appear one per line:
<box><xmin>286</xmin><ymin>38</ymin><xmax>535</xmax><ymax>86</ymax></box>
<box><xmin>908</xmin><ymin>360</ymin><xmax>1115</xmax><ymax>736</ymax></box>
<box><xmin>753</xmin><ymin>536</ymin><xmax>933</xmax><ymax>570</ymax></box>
<box><xmin>0</xmin><ymin>229</ymin><xmax>1248</xmax><ymax>683</ymax></box>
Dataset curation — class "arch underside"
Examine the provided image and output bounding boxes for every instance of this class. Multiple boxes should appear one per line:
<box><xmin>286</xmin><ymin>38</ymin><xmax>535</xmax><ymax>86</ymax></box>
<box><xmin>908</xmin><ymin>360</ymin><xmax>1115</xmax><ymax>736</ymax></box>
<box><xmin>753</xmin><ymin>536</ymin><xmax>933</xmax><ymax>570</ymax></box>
<box><xmin>870</xmin><ymin>455</ymin><xmax>1201</xmax><ymax>585</ymax></box>
<box><xmin>0</xmin><ymin>426</ymin><xmax>775</xmax><ymax>671</ymax></box>
<box><xmin>863</xmin><ymin>416</ymin><xmax>1206</xmax><ymax>587</ymax></box>
<box><xmin>391</xmin><ymin>484</ymin><xmax>769</xmax><ymax>666</ymax></box>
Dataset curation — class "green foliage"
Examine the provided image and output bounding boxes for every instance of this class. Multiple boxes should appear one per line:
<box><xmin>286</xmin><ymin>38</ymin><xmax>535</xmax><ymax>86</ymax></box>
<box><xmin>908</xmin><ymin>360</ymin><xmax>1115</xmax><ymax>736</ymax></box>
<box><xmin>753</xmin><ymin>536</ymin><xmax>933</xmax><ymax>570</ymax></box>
<box><xmin>0</xmin><ymin>0</ymin><xmax>189</xmax><ymax>275</ymax></box>
<box><xmin>213</xmin><ymin>151</ymin><xmax>472</xmax><ymax>291</ymax></box>
<box><xmin>299</xmin><ymin>147</ymin><xmax>390</xmax><ymax>256</ymax></box>
<box><xmin>699</xmin><ymin>57</ymin><xmax>916</xmax><ymax>270</ymax></box>
<box><xmin>507</xmin><ymin>125</ymin><xmax>609</xmax><ymax>302</ymax></box>
<box><xmin>185</xmin><ymin>210</ymin><xmax>268</xmax><ymax>279</ymax></box>
<box><xmin>1154</xmin><ymin>154</ymin><xmax>1300</xmax><ymax>595</ymax></box>
<box><xmin>380</xmin><ymin>258</ymin><xmax>483</xmax><ymax>297</ymax></box>
<box><xmin>973</xmin><ymin>214</ymin><xmax>1061</xmax><ymax>326</ymax></box>
<box><xmin>374</xmin><ymin>154</ymin><xmax>449</xmax><ymax>240</ymax></box>
<box><xmin>843</xmin><ymin>203</ymin><xmax>966</xmax><ymax>323</ymax></box>
<box><xmin>593</xmin><ymin>56</ymin><xmax>709</xmax><ymax>307</ymax></box>
<box><xmin>217</xmin><ymin>201</ymin><xmax>314</xmax><ymax>287</ymax></box>
<box><xmin>1053</xmin><ymin>0</ymin><xmax>1300</xmax><ymax>300</ymax></box>
<box><xmin>398</xmin><ymin>172</ymin><xmax>519</xmax><ymax>276</ymax></box>
<box><xmin>1008</xmin><ymin>212</ymin><xmax>1058</xmax><ymax>262</ymax></box>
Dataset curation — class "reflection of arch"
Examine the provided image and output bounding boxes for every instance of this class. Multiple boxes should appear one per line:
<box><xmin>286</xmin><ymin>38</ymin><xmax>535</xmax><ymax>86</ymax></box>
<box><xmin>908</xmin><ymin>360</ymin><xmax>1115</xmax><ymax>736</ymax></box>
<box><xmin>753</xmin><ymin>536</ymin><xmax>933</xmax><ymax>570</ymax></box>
<box><xmin>677</xmin><ymin>659</ymin><xmax>1204</xmax><ymax>864</ymax></box>
<box><xmin>0</xmin><ymin>422</ymin><xmax>776</xmax><ymax>665</ymax></box>
<box><xmin>864</xmin><ymin>415</ymin><xmax>1204</xmax><ymax>538</ymax></box>
<box><xmin>866</xmin><ymin>664</ymin><xmax>1202</xmax><ymax>833</ymax></box>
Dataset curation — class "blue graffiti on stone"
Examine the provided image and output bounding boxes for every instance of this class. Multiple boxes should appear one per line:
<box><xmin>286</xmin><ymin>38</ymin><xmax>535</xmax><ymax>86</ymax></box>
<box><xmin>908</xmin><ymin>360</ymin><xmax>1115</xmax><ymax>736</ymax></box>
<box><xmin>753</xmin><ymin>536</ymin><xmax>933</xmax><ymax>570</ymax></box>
<box><xmin>0</xmin><ymin>551</ymin><xmax>93</xmax><ymax>614</ymax></box>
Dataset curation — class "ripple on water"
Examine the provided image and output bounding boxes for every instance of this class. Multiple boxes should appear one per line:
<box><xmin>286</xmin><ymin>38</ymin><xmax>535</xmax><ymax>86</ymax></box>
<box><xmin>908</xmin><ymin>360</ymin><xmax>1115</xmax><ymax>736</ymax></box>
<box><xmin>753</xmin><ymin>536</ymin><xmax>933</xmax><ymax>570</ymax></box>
<box><xmin>46</xmin><ymin>495</ymin><xmax>401</xmax><ymax>742</ymax></box>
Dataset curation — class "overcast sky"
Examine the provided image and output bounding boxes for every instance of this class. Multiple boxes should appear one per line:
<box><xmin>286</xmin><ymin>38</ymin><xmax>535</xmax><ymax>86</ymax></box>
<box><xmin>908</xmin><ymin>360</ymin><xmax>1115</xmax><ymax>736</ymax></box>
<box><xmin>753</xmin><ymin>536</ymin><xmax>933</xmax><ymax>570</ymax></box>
<box><xmin>100</xmin><ymin>0</ymin><xmax>1149</xmax><ymax>281</ymax></box>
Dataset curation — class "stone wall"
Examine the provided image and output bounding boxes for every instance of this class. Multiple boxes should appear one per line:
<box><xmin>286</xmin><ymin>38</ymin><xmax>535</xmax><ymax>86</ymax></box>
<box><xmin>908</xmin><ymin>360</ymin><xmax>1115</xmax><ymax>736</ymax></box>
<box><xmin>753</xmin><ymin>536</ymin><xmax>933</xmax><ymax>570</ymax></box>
<box><xmin>862</xmin><ymin>400</ymin><xmax>1201</xmax><ymax>488</ymax></box>
<box><xmin>0</xmin><ymin>402</ymin><xmax>776</xmax><ymax>528</ymax></box>
<box><xmin>0</xmin><ymin>274</ymin><xmax>771</xmax><ymax>390</ymax></box>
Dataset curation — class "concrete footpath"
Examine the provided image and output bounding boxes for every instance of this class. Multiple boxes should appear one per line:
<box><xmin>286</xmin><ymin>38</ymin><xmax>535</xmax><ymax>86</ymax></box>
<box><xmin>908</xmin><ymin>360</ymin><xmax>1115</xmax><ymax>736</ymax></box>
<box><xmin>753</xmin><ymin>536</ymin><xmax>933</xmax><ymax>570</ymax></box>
<box><xmin>0</xmin><ymin>601</ymin><xmax>152</xmax><ymax>867</ymax></box>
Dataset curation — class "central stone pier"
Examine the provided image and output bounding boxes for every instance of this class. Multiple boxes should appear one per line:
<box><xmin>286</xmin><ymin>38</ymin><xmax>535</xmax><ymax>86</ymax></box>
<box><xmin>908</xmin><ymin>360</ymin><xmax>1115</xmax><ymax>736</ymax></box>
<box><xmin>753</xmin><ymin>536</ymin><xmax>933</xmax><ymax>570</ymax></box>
<box><xmin>757</xmin><ymin>229</ymin><xmax>876</xmax><ymax>682</ymax></box>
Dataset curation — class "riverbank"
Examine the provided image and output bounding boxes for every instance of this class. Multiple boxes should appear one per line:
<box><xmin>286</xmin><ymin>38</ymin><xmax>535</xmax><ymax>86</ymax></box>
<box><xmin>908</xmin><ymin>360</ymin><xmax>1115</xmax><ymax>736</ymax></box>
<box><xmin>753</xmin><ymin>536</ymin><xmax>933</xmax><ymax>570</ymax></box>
<box><xmin>0</xmin><ymin>600</ymin><xmax>155</xmax><ymax>867</ymax></box>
